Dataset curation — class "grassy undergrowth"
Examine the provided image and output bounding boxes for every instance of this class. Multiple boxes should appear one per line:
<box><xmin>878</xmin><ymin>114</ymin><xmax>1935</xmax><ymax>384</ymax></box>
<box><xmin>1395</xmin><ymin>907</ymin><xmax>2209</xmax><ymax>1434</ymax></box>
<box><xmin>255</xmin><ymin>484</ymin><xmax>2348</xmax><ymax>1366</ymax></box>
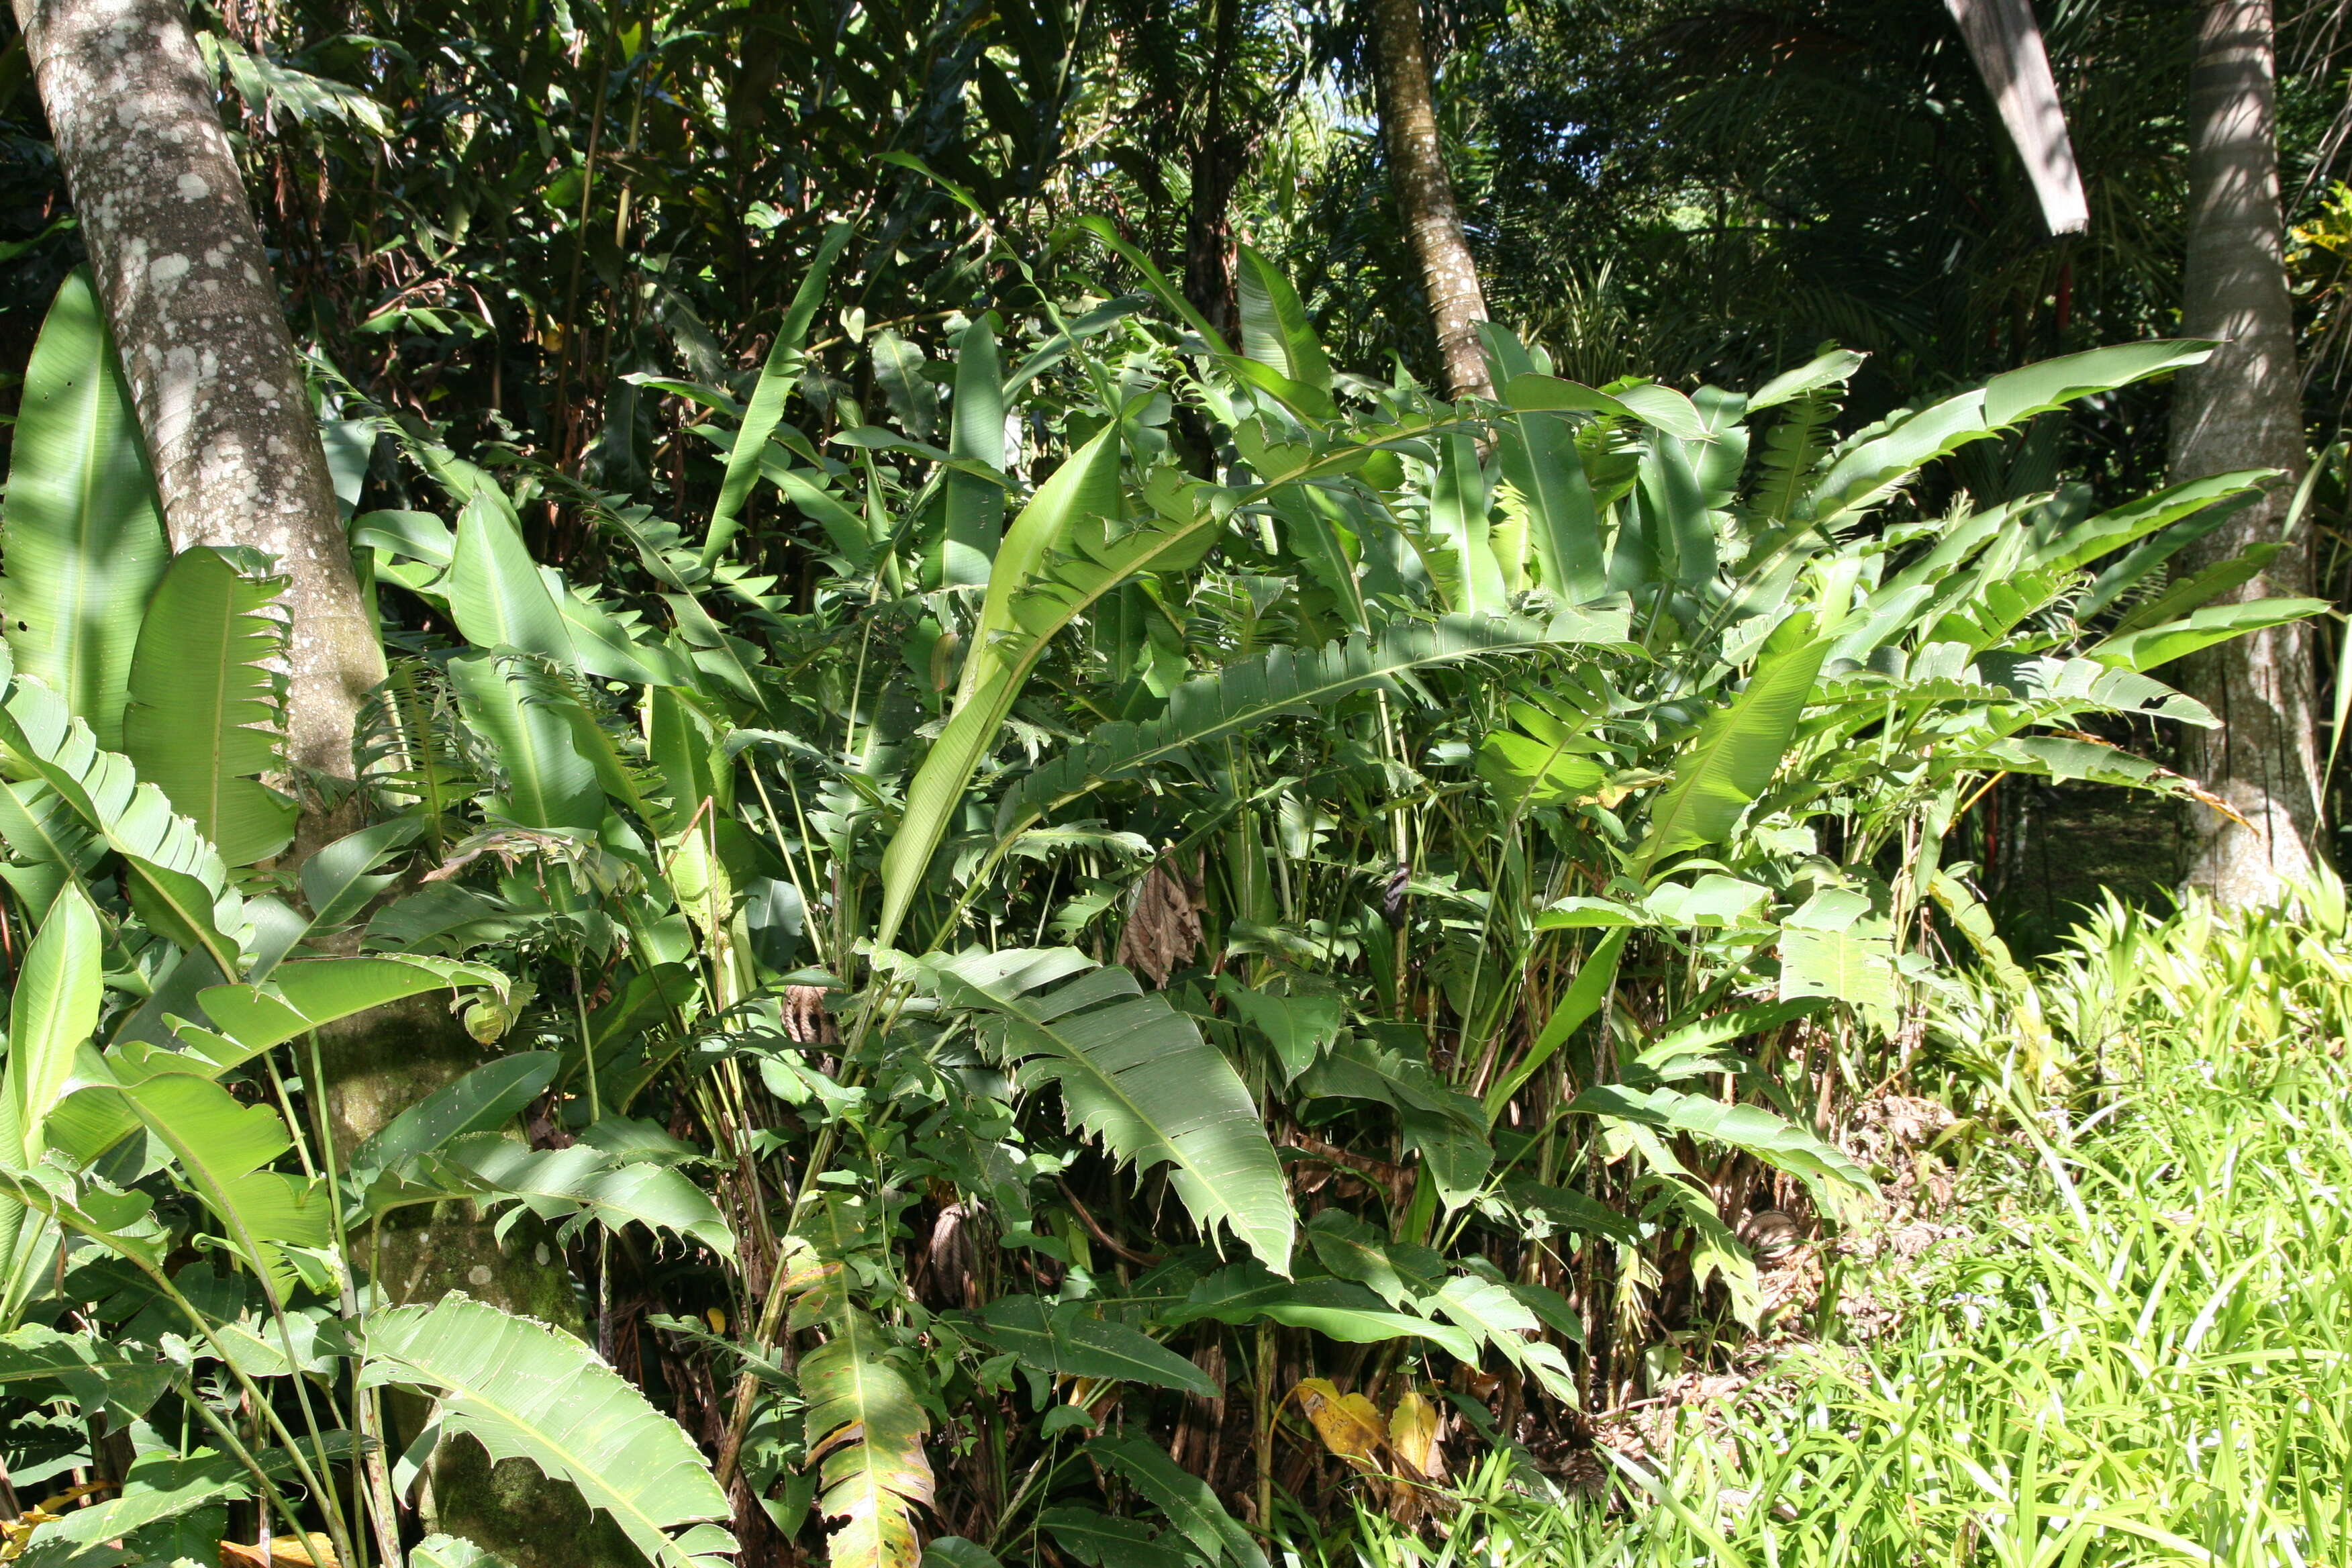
<box><xmin>1293</xmin><ymin>883</ymin><xmax>2352</xmax><ymax>1567</ymax></box>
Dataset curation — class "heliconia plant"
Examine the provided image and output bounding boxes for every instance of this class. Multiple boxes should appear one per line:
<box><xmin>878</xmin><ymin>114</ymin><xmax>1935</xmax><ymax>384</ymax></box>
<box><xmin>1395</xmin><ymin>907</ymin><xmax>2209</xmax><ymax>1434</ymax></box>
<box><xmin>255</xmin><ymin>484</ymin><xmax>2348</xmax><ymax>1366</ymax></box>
<box><xmin>0</xmin><ymin>242</ymin><xmax>2314</xmax><ymax>1568</ymax></box>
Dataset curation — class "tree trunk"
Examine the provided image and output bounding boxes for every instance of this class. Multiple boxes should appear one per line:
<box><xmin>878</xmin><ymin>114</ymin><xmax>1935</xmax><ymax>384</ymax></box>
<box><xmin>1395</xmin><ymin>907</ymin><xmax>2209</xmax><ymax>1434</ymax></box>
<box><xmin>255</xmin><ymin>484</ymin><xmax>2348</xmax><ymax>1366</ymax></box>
<box><xmin>1183</xmin><ymin>0</ymin><xmax>1247</xmax><ymax>344</ymax></box>
<box><xmin>1367</xmin><ymin>0</ymin><xmax>1492</xmax><ymax>399</ymax></box>
<box><xmin>2169</xmin><ymin>0</ymin><xmax>2324</xmax><ymax>908</ymax></box>
<box><xmin>13</xmin><ymin>1</ymin><xmax>621</xmax><ymax>1559</ymax></box>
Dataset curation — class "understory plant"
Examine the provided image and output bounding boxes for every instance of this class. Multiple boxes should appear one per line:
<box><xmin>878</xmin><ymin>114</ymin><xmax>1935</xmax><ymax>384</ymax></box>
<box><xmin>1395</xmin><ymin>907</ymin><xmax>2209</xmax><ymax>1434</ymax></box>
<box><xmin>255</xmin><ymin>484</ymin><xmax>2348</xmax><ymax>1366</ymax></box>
<box><xmin>0</xmin><ymin>238</ymin><xmax>2315</xmax><ymax>1567</ymax></box>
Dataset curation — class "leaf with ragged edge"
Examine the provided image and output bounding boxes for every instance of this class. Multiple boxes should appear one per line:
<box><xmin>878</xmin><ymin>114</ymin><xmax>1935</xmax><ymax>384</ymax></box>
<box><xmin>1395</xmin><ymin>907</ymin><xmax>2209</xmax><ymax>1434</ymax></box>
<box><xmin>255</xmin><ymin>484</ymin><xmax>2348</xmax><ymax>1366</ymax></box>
<box><xmin>414</xmin><ymin>1536</ymin><xmax>521</xmax><ymax>1568</ymax></box>
<box><xmin>801</xmin><ymin>1303</ymin><xmax>935</xmax><ymax>1568</ymax></box>
<box><xmin>1637</xmin><ymin>631</ymin><xmax>1832</xmax><ymax>872</ymax></box>
<box><xmin>447</xmin><ymin>651</ymin><xmax>601</xmax><ymax>832</ymax></box>
<box><xmin>350</xmin><ymin>1052</ymin><xmax>559</xmax><ymax>1174</ymax></box>
<box><xmin>121</xmin><ymin>546</ymin><xmax>297</xmax><ymax>865</ymax></box>
<box><xmin>969</xmin><ymin>1296</ymin><xmax>1218</xmax><ymax>1397</ymax></box>
<box><xmin>1574</xmin><ymin>1081</ymin><xmax>1873</xmax><ymax>1212</ymax></box>
<box><xmin>5</xmin><ymin>881</ymin><xmax>100</xmax><ymax>1167</ymax></box>
<box><xmin>15</xmin><ymin>1448</ymin><xmax>256</xmax><ymax>1565</ymax></box>
<box><xmin>0</xmin><ymin>677</ymin><xmax>248</xmax><ymax>978</ymax></box>
<box><xmin>1428</xmin><ymin>1275</ymin><xmax>1576</xmax><ymax>1400</ymax></box>
<box><xmin>0</xmin><ymin>1324</ymin><xmax>172</xmax><ymax>1427</ymax></box>
<box><xmin>0</xmin><ymin>269</ymin><xmax>171</xmax><ymax>752</ymax></box>
<box><xmin>114</xmin><ymin>1069</ymin><xmax>330</xmax><ymax>1302</ymax></box>
<box><xmin>1166</xmin><ymin>1264</ymin><xmax>1476</xmax><ymax>1360</ymax></box>
<box><xmin>1087</xmin><ymin>1436</ymin><xmax>1268</xmax><ymax>1568</ymax></box>
<box><xmin>1477</xmin><ymin>693</ymin><xmax>1608</xmax><ymax>816</ymax></box>
<box><xmin>359</xmin><ymin>1294</ymin><xmax>737</xmax><ymax>1568</ymax></box>
<box><xmin>2088</xmin><ymin>597</ymin><xmax>2330</xmax><ymax>673</ymax></box>
<box><xmin>928</xmin><ymin>948</ymin><xmax>1291</xmax><ymax>1273</ymax></box>
<box><xmin>370</xmin><ymin>1132</ymin><xmax>734</xmax><ymax>1259</ymax></box>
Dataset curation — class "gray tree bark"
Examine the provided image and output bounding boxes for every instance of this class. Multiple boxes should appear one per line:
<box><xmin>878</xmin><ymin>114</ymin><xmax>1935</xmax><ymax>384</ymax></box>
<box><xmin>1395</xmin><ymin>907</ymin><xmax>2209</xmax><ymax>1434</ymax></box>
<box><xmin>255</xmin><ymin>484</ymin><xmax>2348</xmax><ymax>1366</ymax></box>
<box><xmin>1367</xmin><ymin>0</ymin><xmax>1493</xmax><ymax>400</ymax></box>
<box><xmin>2169</xmin><ymin>0</ymin><xmax>2324</xmax><ymax>908</ymax></box>
<box><xmin>13</xmin><ymin>1</ymin><xmax>621</xmax><ymax>1559</ymax></box>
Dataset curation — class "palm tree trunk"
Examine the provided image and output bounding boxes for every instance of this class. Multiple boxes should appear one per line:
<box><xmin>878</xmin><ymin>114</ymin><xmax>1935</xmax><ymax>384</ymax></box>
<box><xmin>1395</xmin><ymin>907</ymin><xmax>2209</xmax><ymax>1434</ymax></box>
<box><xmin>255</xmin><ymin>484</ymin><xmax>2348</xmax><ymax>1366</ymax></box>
<box><xmin>2169</xmin><ymin>0</ymin><xmax>2324</xmax><ymax>907</ymax></box>
<box><xmin>1367</xmin><ymin>0</ymin><xmax>1492</xmax><ymax>399</ymax></box>
<box><xmin>13</xmin><ymin>1</ymin><xmax>626</xmax><ymax>1558</ymax></box>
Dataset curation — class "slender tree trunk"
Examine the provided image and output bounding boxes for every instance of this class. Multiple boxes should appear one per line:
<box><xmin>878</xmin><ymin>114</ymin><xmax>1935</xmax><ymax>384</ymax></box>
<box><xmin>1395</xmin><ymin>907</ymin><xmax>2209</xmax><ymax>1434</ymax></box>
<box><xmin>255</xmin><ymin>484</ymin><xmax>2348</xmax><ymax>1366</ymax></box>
<box><xmin>13</xmin><ymin>2</ymin><xmax>624</xmax><ymax>1559</ymax></box>
<box><xmin>2170</xmin><ymin>0</ymin><xmax>2324</xmax><ymax>907</ymax></box>
<box><xmin>1367</xmin><ymin>0</ymin><xmax>1492</xmax><ymax>399</ymax></box>
<box><xmin>1183</xmin><ymin>0</ymin><xmax>1247</xmax><ymax>344</ymax></box>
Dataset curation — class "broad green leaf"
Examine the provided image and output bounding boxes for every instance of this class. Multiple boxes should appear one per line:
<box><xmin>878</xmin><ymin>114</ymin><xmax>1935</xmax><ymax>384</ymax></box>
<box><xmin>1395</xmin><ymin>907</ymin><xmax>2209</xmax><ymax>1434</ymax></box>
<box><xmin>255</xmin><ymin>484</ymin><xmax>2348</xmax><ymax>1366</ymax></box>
<box><xmin>117</xmin><ymin>1069</ymin><xmax>330</xmax><ymax>1301</ymax></box>
<box><xmin>2088</xmin><ymin>597</ymin><xmax>2329</xmax><ymax>673</ymax></box>
<box><xmin>876</xmin><ymin>424</ymin><xmax>1144</xmax><ymax>951</ymax></box>
<box><xmin>0</xmin><ymin>677</ymin><xmax>248</xmax><ymax>977</ymax></box>
<box><xmin>447</xmin><ymin>490</ymin><xmax>575</xmax><ymax>666</ymax></box>
<box><xmin>7</xmin><ymin>881</ymin><xmax>100</xmax><ymax>1167</ymax></box>
<box><xmin>197</xmin><ymin>954</ymin><xmax>505</xmax><ymax>1063</ymax></box>
<box><xmin>1039</xmin><ymin>1508</ymin><xmax>1189</xmax><ymax>1568</ymax></box>
<box><xmin>971</xmin><ymin>1296</ymin><xmax>1218</xmax><ymax>1397</ymax></box>
<box><xmin>0</xmin><ymin>270</ymin><xmax>170</xmax><ymax>752</ymax></box>
<box><xmin>1429</xmin><ymin>1274</ymin><xmax>1576</xmax><ymax>1400</ymax></box>
<box><xmin>1979</xmin><ymin>340</ymin><xmax>2212</xmax><ymax>428</ymax></box>
<box><xmin>297</xmin><ymin>815</ymin><xmax>424</xmax><ymax>935</ymax></box>
<box><xmin>448</xmin><ymin>651</ymin><xmax>601</xmax><ymax>831</ymax></box>
<box><xmin>703</xmin><ymin>220</ymin><xmax>854</xmax><ymax>565</ymax></box>
<box><xmin>350</xmin><ymin>1051</ymin><xmax>560</xmax><ymax>1174</ymax></box>
<box><xmin>1572</xmin><ymin>1081</ymin><xmax>1872</xmax><ymax>1210</ymax></box>
<box><xmin>358</xmin><ymin>1293</ymin><xmax>737</xmax><ymax>1568</ymax></box>
<box><xmin>415</xmin><ymin>1536</ymin><xmax>522</xmax><ymax>1568</ymax></box>
<box><xmin>1428</xmin><ymin>431</ymin><xmax>1507</xmax><ymax>614</ymax></box>
<box><xmin>2024</xmin><ymin>470</ymin><xmax>2269</xmax><ymax>575</ymax></box>
<box><xmin>1167</xmin><ymin>1264</ymin><xmax>1477</xmax><ymax>1360</ymax></box>
<box><xmin>920</xmin><ymin>1541</ymin><xmax>1005</xmax><ymax>1568</ymax></box>
<box><xmin>944</xmin><ymin>316</ymin><xmax>1007</xmax><ymax>588</ymax></box>
<box><xmin>800</xmin><ymin>1304</ymin><xmax>933</xmax><ymax>1568</ymax></box>
<box><xmin>1638</xmin><ymin>632</ymin><xmax>1833</xmax><ymax>871</ymax></box>
<box><xmin>1088</xmin><ymin>1435</ymin><xmax>1268</xmax><ymax>1568</ymax></box>
<box><xmin>379</xmin><ymin>1132</ymin><xmax>734</xmax><ymax>1258</ymax></box>
<box><xmin>17</xmin><ymin>1449</ymin><xmax>255</xmax><ymax>1564</ymax></box>
<box><xmin>1778</xmin><ymin>925</ymin><xmax>1898</xmax><ymax>1012</ymax></box>
<box><xmin>1503</xmin><ymin>374</ymin><xmax>1708</xmax><ymax>440</ymax></box>
<box><xmin>0</xmin><ymin>1324</ymin><xmax>172</xmax><ymax>1426</ymax></box>
<box><xmin>1498</xmin><ymin>409</ymin><xmax>1607</xmax><ymax>601</ymax></box>
<box><xmin>930</xmin><ymin>949</ymin><xmax>1291</xmax><ymax>1272</ymax></box>
<box><xmin>1235</xmin><ymin>245</ymin><xmax>1332</xmax><ymax>398</ymax></box>
<box><xmin>122</xmin><ymin>546</ymin><xmax>297</xmax><ymax>865</ymax></box>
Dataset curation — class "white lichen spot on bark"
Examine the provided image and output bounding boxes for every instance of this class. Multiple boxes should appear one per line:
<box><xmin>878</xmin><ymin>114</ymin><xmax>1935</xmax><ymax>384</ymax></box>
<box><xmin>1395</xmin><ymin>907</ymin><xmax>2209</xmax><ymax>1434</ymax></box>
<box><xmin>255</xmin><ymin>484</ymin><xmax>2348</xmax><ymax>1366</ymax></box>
<box><xmin>174</xmin><ymin>171</ymin><xmax>207</xmax><ymax>200</ymax></box>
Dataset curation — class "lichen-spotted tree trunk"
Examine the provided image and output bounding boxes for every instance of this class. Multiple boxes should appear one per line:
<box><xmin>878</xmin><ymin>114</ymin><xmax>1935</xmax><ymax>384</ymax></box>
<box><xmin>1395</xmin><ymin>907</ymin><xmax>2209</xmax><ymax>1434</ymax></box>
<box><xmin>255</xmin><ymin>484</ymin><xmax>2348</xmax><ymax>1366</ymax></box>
<box><xmin>11</xmin><ymin>0</ymin><xmax>623</xmax><ymax>1558</ymax></box>
<box><xmin>1367</xmin><ymin>0</ymin><xmax>1492</xmax><ymax>399</ymax></box>
<box><xmin>2169</xmin><ymin>0</ymin><xmax>2325</xmax><ymax>907</ymax></box>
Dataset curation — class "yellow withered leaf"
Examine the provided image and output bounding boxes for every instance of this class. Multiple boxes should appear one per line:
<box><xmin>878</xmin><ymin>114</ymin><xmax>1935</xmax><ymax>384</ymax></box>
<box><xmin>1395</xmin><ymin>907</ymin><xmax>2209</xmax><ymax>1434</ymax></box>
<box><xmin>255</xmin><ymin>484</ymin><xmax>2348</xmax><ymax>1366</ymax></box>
<box><xmin>1387</xmin><ymin>1388</ymin><xmax>1443</xmax><ymax>1483</ymax></box>
<box><xmin>1291</xmin><ymin>1377</ymin><xmax>1385</xmax><ymax>1472</ymax></box>
<box><xmin>219</xmin><ymin>1533</ymin><xmax>341</xmax><ymax>1567</ymax></box>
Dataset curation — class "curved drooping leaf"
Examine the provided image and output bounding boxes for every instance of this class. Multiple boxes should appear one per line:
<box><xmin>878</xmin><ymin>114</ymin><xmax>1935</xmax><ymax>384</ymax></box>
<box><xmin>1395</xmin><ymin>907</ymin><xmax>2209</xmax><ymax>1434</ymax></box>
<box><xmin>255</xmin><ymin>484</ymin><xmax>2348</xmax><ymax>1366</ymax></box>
<box><xmin>1235</xmin><ymin>244</ymin><xmax>1332</xmax><ymax>399</ymax></box>
<box><xmin>193</xmin><ymin>954</ymin><xmax>506</xmax><ymax>1070</ymax></box>
<box><xmin>1087</xmin><ymin>1436</ymin><xmax>1268</xmax><ymax>1568</ymax></box>
<box><xmin>1165</xmin><ymin>1264</ymin><xmax>1475</xmax><ymax>1360</ymax></box>
<box><xmin>1570</xmin><ymin>1081</ymin><xmax>1873</xmax><ymax>1210</ymax></box>
<box><xmin>2088</xmin><ymin>597</ymin><xmax>2331</xmax><ymax>673</ymax></box>
<box><xmin>773</xmin><ymin>1201</ymin><xmax>934</xmax><ymax>1568</ymax></box>
<box><xmin>928</xmin><ymin>948</ymin><xmax>1291</xmax><ymax>1272</ymax></box>
<box><xmin>0</xmin><ymin>269</ymin><xmax>171</xmax><ymax>752</ymax></box>
<box><xmin>115</xmin><ymin>1069</ymin><xmax>330</xmax><ymax>1302</ymax></box>
<box><xmin>969</xmin><ymin>1296</ymin><xmax>1218</xmax><ymax>1397</ymax></box>
<box><xmin>349</xmin><ymin>1051</ymin><xmax>560</xmax><ymax>1174</ymax></box>
<box><xmin>122</xmin><ymin>546</ymin><xmax>297</xmax><ymax>865</ymax></box>
<box><xmin>999</xmin><ymin>616</ymin><xmax>1559</xmax><ymax>842</ymax></box>
<box><xmin>1636</xmin><ymin>630</ymin><xmax>1833</xmax><ymax>872</ymax></box>
<box><xmin>703</xmin><ymin>220</ymin><xmax>854</xmax><ymax>566</ymax></box>
<box><xmin>0</xmin><ymin>677</ymin><xmax>248</xmax><ymax>977</ymax></box>
<box><xmin>359</xmin><ymin>1293</ymin><xmax>737</xmax><ymax>1568</ymax></box>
